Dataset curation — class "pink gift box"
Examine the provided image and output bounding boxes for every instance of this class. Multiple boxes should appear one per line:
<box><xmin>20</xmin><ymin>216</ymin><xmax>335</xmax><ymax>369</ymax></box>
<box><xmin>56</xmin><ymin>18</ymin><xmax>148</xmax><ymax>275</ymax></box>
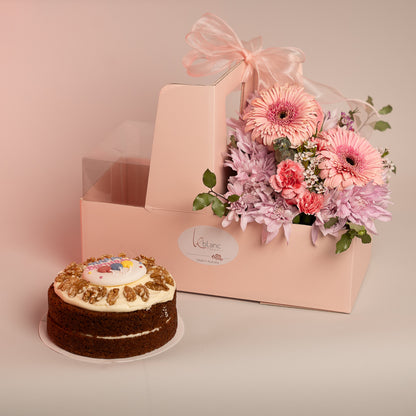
<box><xmin>81</xmin><ymin>62</ymin><xmax>371</xmax><ymax>313</ymax></box>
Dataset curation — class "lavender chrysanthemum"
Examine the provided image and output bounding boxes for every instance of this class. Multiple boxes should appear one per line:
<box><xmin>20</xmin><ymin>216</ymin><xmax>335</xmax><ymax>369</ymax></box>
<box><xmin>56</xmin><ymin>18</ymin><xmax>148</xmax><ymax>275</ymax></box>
<box><xmin>222</xmin><ymin>121</ymin><xmax>276</xmax><ymax>231</ymax></box>
<box><xmin>334</xmin><ymin>181</ymin><xmax>392</xmax><ymax>234</ymax></box>
<box><xmin>225</xmin><ymin>120</ymin><xmax>276</xmax><ymax>182</ymax></box>
<box><xmin>252</xmin><ymin>196</ymin><xmax>299</xmax><ymax>244</ymax></box>
<box><xmin>312</xmin><ymin>181</ymin><xmax>392</xmax><ymax>243</ymax></box>
<box><xmin>222</xmin><ymin>180</ymin><xmax>271</xmax><ymax>230</ymax></box>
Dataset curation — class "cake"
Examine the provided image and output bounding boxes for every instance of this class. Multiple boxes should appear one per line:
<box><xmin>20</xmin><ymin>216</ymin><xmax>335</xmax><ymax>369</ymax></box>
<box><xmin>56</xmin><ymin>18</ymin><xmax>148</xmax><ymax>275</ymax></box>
<box><xmin>47</xmin><ymin>254</ymin><xmax>177</xmax><ymax>359</ymax></box>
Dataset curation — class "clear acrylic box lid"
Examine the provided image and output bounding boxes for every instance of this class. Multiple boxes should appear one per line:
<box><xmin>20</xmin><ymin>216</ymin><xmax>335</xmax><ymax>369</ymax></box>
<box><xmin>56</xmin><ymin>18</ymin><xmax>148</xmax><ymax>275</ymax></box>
<box><xmin>82</xmin><ymin>121</ymin><xmax>153</xmax><ymax>207</ymax></box>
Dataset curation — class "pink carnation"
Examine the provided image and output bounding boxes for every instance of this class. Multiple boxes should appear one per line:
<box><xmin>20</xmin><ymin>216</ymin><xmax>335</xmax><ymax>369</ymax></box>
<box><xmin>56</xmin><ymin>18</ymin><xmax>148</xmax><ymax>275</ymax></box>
<box><xmin>269</xmin><ymin>159</ymin><xmax>306</xmax><ymax>202</ymax></box>
<box><xmin>297</xmin><ymin>190</ymin><xmax>324</xmax><ymax>215</ymax></box>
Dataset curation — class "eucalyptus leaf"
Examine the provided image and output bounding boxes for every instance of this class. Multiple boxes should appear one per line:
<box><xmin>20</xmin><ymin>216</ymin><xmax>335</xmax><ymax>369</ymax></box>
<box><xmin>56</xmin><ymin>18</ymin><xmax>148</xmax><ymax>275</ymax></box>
<box><xmin>359</xmin><ymin>233</ymin><xmax>372</xmax><ymax>244</ymax></box>
<box><xmin>335</xmin><ymin>231</ymin><xmax>353</xmax><ymax>254</ymax></box>
<box><xmin>202</xmin><ymin>169</ymin><xmax>216</xmax><ymax>188</ymax></box>
<box><xmin>227</xmin><ymin>194</ymin><xmax>240</xmax><ymax>202</ymax></box>
<box><xmin>281</xmin><ymin>149</ymin><xmax>295</xmax><ymax>160</ymax></box>
<box><xmin>211</xmin><ymin>197</ymin><xmax>226</xmax><ymax>217</ymax></box>
<box><xmin>273</xmin><ymin>137</ymin><xmax>291</xmax><ymax>151</ymax></box>
<box><xmin>378</xmin><ymin>105</ymin><xmax>393</xmax><ymax>115</ymax></box>
<box><xmin>366</xmin><ymin>96</ymin><xmax>374</xmax><ymax>106</ymax></box>
<box><xmin>274</xmin><ymin>150</ymin><xmax>283</xmax><ymax>164</ymax></box>
<box><xmin>275</xmin><ymin>148</ymin><xmax>295</xmax><ymax>163</ymax></box>
<box><xmin>348</xmin><ymin>223</ymin><xmax>366</xmax><ymax>234</ymax></box>
<box><xmin>324</xmin><ymin>217</ymin><xmax>338</xmax><ymax>229</ymax></box>
<box><xmin>292</xmin><ymin>214</ymin><xmax>301</xmax><ymax>224</ymax></box>
<box><xmin>193</xmin><ymin>193</ymin><xmax>215</xmax><ymax>211</ymax></box>
<box><xmin>374</xmin><ymin>120</ymin><xmax>391</xmax><ymax>132</ymax></box>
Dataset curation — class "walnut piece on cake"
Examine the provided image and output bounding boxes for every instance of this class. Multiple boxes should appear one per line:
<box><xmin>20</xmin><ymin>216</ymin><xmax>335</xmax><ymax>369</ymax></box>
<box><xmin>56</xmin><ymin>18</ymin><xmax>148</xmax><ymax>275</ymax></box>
<box><xmin>107</xmin><ymin>288</ymin><xmax>119</xmax><ymax>305</ymax></box>
<box><xmin>67</xmin><ymin>279</ymin><xmax>89</xmax><ymax>298</ymax></box>
<box><xmin>146</xmin><ymin>281</ymin><xmax>169</xmax><ymax>292</ymax></box>
<box><xmin>134</xmin><ymin>284</ymin><xmax>150</xmax><ymax>302</ymax></box>
<box><xmin>135</xmin><ymin>255</ymin><xmax>155</xmax><ymax>268</ymax></box>
<box><xmin>83</xmin><ymin>286</ymin><xmax>107</xmax><ymax>304</ymax></box>
<box><xmin>123</xmin><ymin>286</ymin><xmax>137</xmax><ymax>302</ymax></box>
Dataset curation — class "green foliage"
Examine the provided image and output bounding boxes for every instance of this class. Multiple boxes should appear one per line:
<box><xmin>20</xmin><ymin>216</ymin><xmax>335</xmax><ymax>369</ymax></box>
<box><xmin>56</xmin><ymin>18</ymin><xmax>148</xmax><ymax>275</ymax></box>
<box><xmin>292</xmin><ymin>214</ymin><xmax>301</xmax><ymax>224</ymax></box>
<box><xmin>366</xmin><ymin>96</ymin><xmax>393</xmax><ymax>132</ymax></box>
<box><xmin>336</xmin><ymin>231</ymin><xmax>354</xmax><ymax>254</ymax></box>
<box><xmin>227</xmin><ymin>194</ymin><xmax>240</xmax><ymax>202</ymax></box>
<box><xmin>324</xmin><ymin>217</ymin><xmax>338</xmax><ymax>229</ymax></box>
<box><xmin>192</xmin><ymin>192</ymin><xmax>227</xmax><ymax>218</ymax></box>
<box><xmin>202</xmin><ymin>169</ymin><xmax>216</xmax><ymax>188</ymax></box>
<box><xmin>273</xmin><ymin>137</ymin><xmax>295</xmax><ymax>163</ymax></box>
<box><xmin>380</xmin><ymin>148</ymin><xmax>390</xmax><ymax>158</ymax></box>
<box><xmin>335</xmin><ymin>223</ymin><xmax>372</xmax><ymax>254</ymax></box>
<box><xmin>292</xmin><ymin>213</ymin><xmax>316</xmax><ymax>226</ymax></box>
<box><xmin>360</xmin><ymin>233</ymin><xmax>372</xmax><ymax>244</ymax></box>
<box><xmin>211</xmin><ymin>197</ymin><xmax>226</xmax><ymax>217</ymax></box>
<box><xmin>193</xmin><ymin>169</ymin><xmax>240</xmax><ymax>218</ymax></box>
<box><xmin>374</xmin><ymin>120</ymin><xmax>391</xmax><ymax>132</ymax></box>
<box><xmin>366</xmin><ymin>96</ymin><xmax>374</xmax><ymax>106</ymax></box>
<box><xmin>193</xmin><ymin>193</ymin><xmax>215</xmax><ymax>211</ymax></box>
<box><xmin>379</xmin><ymin>105</ymin><xmax>393</xmax><ymax>115</ymax></box>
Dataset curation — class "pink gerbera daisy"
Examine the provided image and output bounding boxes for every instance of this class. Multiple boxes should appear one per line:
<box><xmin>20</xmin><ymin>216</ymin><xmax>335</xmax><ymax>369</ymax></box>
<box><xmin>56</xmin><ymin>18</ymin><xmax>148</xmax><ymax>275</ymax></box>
<box><xmin>318</xmin><ymin>127</ymin><xmax>384</xmax><ymax>189</ymax></box>
<box><xmin>243</xmin><ymin>84</ymin><xmax>323</xmax><ymax>147</ymax></box>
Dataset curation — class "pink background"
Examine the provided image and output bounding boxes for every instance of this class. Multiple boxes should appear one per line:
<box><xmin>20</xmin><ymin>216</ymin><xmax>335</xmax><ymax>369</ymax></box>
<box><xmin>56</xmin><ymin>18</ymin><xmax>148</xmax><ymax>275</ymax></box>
<box><xmin>1</xmin><ymin>1</ymin><xmax>415</xmax><ymax>415</ymax></box>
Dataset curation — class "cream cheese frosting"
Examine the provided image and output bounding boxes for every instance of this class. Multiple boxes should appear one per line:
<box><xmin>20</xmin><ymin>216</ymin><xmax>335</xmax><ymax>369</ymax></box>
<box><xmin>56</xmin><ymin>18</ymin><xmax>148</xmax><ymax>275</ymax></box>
<box><xmin>53</xmin><ymin>256</ymin><xmax>176</xmax><ymax>313</ymax></box>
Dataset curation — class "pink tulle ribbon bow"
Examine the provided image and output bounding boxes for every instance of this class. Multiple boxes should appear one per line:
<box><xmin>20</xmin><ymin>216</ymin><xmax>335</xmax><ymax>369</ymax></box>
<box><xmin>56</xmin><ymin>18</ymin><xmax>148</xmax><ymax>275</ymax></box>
<box><xmin>183</xmin><ymin>13</ymin><xmax>305</xmax><ymax>91</ymax></box>
<box><xmin>183</xmin><ymin>13</ymin><xmax>381</xmax><ymax>136</ymax></box>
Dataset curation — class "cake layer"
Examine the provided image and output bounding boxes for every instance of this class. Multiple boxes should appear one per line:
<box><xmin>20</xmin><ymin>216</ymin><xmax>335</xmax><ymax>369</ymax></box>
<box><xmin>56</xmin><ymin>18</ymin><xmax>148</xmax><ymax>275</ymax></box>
<box><xmin>48</xmin><ymin>285</ymin><xmax>177</xmax><ymax>337</ymax></box>
<box><xmin>47</xmin><ymin>309</ymin><xmax>178</xmax><ymax>359</ymax></box>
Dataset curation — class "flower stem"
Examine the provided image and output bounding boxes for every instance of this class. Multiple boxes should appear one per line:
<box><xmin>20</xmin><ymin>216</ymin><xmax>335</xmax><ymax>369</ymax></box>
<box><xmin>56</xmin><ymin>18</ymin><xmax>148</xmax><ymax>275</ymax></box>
<box><xmin>209</xmin><ymin>189</ymin><xmax>228</xmax><ymax>203</ymax></box>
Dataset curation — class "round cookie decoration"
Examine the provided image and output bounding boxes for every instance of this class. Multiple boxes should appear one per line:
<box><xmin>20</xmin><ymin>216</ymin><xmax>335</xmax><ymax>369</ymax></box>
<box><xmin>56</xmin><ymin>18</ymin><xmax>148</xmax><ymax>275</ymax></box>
<box><xmin>97</xmin><ymin>264</ymin><xmax>111</xmax><ymax>273</ymax></box>
<box><xmin>110</xmin><ymin>263</ymin><xmax>123</xmax><ymax>271</ymax></box>
<box><xmin>83</xmin><ymin>257</ymin><xmax>147</xmax><ymax>286</ymax></box>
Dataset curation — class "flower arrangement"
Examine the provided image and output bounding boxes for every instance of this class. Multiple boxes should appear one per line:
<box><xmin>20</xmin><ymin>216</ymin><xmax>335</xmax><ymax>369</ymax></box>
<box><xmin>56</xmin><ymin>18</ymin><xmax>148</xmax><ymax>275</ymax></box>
<box><xmin>187</xmin><ymin>14</ymin><xmax>395</xmax><ymax>253</ymax></box>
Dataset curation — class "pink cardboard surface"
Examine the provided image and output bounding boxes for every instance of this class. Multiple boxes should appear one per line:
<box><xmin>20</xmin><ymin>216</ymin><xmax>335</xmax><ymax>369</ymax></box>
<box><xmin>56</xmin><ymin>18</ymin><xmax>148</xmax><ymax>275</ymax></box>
<box><xmin>81</xmin><ymin>199</ymin><xmax>371</xmax><ymax>313</ymax></box>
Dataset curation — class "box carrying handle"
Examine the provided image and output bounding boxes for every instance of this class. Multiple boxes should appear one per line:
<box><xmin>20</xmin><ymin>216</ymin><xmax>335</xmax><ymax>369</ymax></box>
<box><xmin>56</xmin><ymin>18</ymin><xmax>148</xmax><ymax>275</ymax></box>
<box><xmin>145</xmin><ymin>61</ymin><xmax>254</xmax><ymax>213</ymax></box>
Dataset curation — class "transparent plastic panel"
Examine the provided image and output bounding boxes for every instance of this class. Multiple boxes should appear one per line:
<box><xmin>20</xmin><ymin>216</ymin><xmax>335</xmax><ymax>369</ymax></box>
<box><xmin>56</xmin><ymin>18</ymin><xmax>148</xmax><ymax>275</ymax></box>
<box><xmin>82</xmin><ymin>121</ymin><xmax>153</xmax><ymax>207</ymax></box>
